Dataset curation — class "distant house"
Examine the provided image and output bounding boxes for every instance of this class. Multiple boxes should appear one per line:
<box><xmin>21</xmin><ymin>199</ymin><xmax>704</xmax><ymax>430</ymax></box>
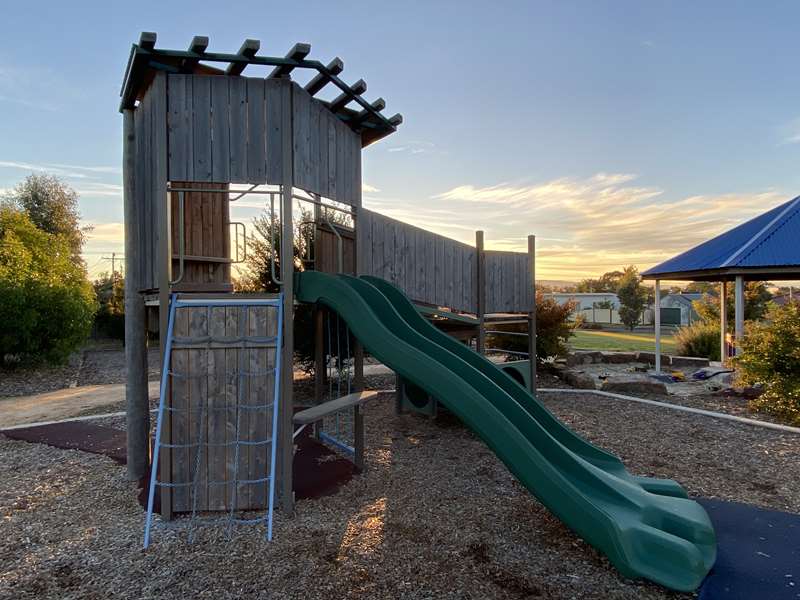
<box><xmin>772</xmin><ymin>292</ymin><xmax>798</xmax><ymax>306</ymax></box>
<box><xmin>545</xmin><ymin>292</ymin><xmax>621</xmax><ymax>324</ymax></box>
<box><xmin>660</xmin><ymin>292</ymin><xmax>702</xmax><ymax>326</ymax></box>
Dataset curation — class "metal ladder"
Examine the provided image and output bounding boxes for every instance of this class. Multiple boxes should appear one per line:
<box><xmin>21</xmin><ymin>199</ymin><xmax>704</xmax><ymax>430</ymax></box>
<box><xmin>144</xmin><ymin>293</ymin><xmax>284</xmax><ymax>548</ymax></box>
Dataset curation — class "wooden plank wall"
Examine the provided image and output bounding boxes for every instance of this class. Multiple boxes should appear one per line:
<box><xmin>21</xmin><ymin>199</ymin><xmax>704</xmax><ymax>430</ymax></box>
<box><xmin>358</xmin><ymin>208</ymin><xmax>477</xmax><ymax>314</ymax></box>
<box><xmin>170</xmin><ymin>302</ymin><xmax>279</xmax><ymax>512</ymax></box>
<box><xmin>315</xmin><ymin>225</ymin><xmax>356</xmax><ymax>275</ymax></box>
<box><xmin>169</xmin><ymin>181</ymin><xmax>232</xmax><ymax>290</ymax></box>
<box><xmin>165</xmin><ymin>75</ymin><xmax>361</xmax><ymax>206</ymax></box>
<box><xmin>485</xmin><ymin>250</ymin><xmax>534</xmax><ymax>313</ymax></box>
<box><xmin>132</xmin><ymin>72</ymin><xmax>169</xmax><ymax>293</ymax></box>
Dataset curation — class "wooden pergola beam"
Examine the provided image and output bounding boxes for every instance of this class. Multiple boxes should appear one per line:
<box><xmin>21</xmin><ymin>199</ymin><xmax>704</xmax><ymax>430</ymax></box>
<box><xmin>329</xmin><ymin>79</ymin><xmax>367</xmax><ymax>113</ymax></box>
<box><xmin>268</xmin><ymin>43</ymin><xmax>311</xmax><ymax>78</ymax></box>
<box><xmin>181</xmin><ymin>36</ymin><xmax>209</xmax><ymax>73</ymax></box>
<box><xmin>139</xmin><ymin>32</ymin><xmax>157</xmax><ymax>50</ymax></box>
<box><xmin>352</xmin><ymin>98</ymin><xmax>386</xmax><ymax>127</ymax></box>
<box><xmin>304</xmin><ymin>57</ymin><xmax>344</xmax><ymax>96</ymax></box>
<box><xmin>226</xmin><ymin>39</ymin><xmax>260</xmax><ymax>76</ymax></box>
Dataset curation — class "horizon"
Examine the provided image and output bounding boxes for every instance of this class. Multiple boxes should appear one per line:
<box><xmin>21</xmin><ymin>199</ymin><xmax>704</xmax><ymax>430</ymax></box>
<box><xmin>2</xmin><ymin>1</ymin><xmax>799</xmax><ymax>281</ymax></box>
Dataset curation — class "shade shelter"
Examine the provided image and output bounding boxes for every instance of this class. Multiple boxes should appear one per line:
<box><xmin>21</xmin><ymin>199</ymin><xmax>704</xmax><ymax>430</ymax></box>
<box><xmin>642</xmin><ymin>195</ymin><xmax>800</xmax><ymax>370</ymax></box>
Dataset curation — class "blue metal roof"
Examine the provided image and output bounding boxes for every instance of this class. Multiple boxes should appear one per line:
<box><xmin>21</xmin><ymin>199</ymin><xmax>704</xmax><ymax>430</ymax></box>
<box><xmin>642</xmin><ymin>195</ymin><xmax>800</xmax><ymax>278</ymax></box>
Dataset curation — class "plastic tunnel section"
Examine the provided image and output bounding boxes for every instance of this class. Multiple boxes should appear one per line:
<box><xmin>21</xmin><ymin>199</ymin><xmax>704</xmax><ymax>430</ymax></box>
<box><xmin>294</xmin><ymin>271</ymin><xmax>716</xmax><ymax>592</ymax></box>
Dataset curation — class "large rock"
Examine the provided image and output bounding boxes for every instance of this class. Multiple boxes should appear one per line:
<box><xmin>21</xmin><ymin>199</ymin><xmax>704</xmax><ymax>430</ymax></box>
<box><xmin>600</xmin><ymin>376</ymin><xmax>668</xmax><ymax>395</ymax></box>
<box><xmin>566</xmin><ymin>351</ymin><xmax>603</xmax><ymax>366</ymax></box>
<box><xmin>636</xmin><ymin>351</ymin><xmax>672</xmax><ymax>365</ymax></box>
<box><xmin>563</xmin><ymin>370</ymin><xmax>597</xmax><ymax>390</ymax></box>
<box><xmin>669</xmin><ymin>356</ymin><xmax>710</xmax><ymax>369</ymax></box>
<box><xmin>600</xmin><ymin>351</ymin><xmax>638</xmax><ymax>364</ymax></box>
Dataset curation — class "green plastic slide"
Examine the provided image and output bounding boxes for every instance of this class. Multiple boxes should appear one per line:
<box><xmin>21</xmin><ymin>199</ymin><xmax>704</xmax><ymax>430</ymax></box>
<box><xmin>295</xmin><ymin>271</ymin><xmax>716</xmax><ymax>591</ymax></box>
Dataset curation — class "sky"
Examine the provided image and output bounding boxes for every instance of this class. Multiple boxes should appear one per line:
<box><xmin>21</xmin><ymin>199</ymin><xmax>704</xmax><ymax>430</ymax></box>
<box><xmin>1</xmin><ymin>0</ymin><xmax>800</xmax><ymax>281</ymax></box>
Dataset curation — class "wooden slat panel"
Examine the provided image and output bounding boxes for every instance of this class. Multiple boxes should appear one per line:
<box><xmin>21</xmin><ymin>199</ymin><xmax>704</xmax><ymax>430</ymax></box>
<box><xmin>292</xmin><ymin>83</ymin><xmax>312</xmax><ymax>192</ymax></box>
<box><xmin>247</xmin><ymin>78</ymin><xmax>267</xmax><ymax>183</ymax></box>
<box><xmin>236</xmin><ymin>307</ymin><xmax>251</xmax><ymax>507</ymax></box>
<box><xmin>265</xmin><ymin>78</ymin><xmax>287</xmax><ymax>184</ymax></box>
<box><xmin>228</xmin><ymin>77</ymin><xmax>248</xmax><ymax>183</ymax></box>
<box><xmin>308</xmin><ymin>98</ymin><xmax>322</xmax><ymax>196</ymax></box>
<box><xmin>192</xmin><ymin>76</ymin><xmax>213</xmax><ymax>181</ymax></box>
<box><xmin>317</xmin><ymin>101</ymin><xmax>330</xmax><ymax>199</ymax></box>
<box><xmin>207</xmin><ymin>306</ymin><xmax>227</xmax><ymax>510</ymax></box>
<box><xmin>188</xmin><ymin>306</ymin><xmax>209</xmax><ymax>510</ymax></box>
<box><xmin>167</xmin><ymin>74</ymin><xmax>192</xmax><ymax>182</ymax></box>
<box><xmin>152</xmin><ymin>73</ymin><xmax>168</xmax><ymax>291</ymax></box>
<box><xmin>358</xmin><ymin>209</ymin><xmax>372</xmax><ymax>276</ymax></box>
<box><xmin>248</xmin><ymin>306</ymin><xmax>268</xmax><ymax>508</ymax></box>
<box><xmin>211</xmin><ymin>77</ymin><xmax>230</xmax><ymax>182</ymax></box>
<box><xmin>170</xmin><ymin>307</ymin><xmax>189</xmax><ymax>511</ymax></box>
<box><xmin>224</xmin><ymin>306</ymin><xmax>239</xmax><ymax>508</ymax></box>
<box><xmin>327</xmin><ymin>117</ymin><xmax>337</xmax><ymax>201</ymax></box>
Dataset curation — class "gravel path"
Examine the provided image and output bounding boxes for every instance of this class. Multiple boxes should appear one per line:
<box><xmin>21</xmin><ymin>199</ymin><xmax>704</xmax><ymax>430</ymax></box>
<box><xmin>3</xmin><ymin>378</ymin><xmax>799</xmax><ymax>599</ymax></box>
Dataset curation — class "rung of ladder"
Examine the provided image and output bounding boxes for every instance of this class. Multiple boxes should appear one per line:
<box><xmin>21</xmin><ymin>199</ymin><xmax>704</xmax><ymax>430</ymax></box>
<box><xmin>156</xmin><ymin>475</ymin><xmax>272</xmax><ymax>488</ymax></box>
<box><xmin>164</xmin><ymin>402</ymin><xmax>275</xmax><ymax>413</ymax></box>
<box><xmin>159</xmin><ymin>437</ymin><xmax>272</xmax><ymax>449</ymax></box>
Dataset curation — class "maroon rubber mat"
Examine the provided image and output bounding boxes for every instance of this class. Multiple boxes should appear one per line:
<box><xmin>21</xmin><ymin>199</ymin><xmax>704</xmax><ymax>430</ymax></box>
<box><xmin>1</xmin><ymin>421</ymin><xmax>128</xmax><ymax>464</ymax></box>
<box><xmin>2</xmin><ymin>416</ymin><xmax>355</xmax><ymax>510</ymax></box>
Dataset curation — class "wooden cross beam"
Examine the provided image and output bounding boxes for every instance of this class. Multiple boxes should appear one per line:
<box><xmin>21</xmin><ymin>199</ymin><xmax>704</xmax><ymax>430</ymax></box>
<box><xmin>139</xmin><ymin>32</ymin><xmax>157</xmax><ymax>50</ymax></box>
<box><xmin>351</xmin><ymin>98</ymin><xmax>386</xmax><ymax>127</ymax></box>
<box><xmin>388</xmin><ymin>113</ymin><xmax>403</xmax><ymax>126</ymax></box>
<box><xmin>304</xmin><ymin>57</ymin><xmax>344</xmax><ymax>96</ymax></box>
<box><xmin>329</xmin><ymin>79</ymin><xmax>367</xmax><ymax>113</ymax></box>
<box><xmin>226</xmin><ymin>39</ymin><xmax>260</xmax><ymax>75</ymax></box>
<box><xmin>268</xmin><ymin>43</ymin><xmax>311</xmax><ymax>78</ymax></box>
<box><xmin>181</xmin><ymin>36</ymin><xmax>209</xmax><ymax>73</ymax></box>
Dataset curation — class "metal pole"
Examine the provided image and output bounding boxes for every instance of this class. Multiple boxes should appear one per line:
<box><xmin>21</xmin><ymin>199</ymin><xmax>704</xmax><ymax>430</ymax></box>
<box><xmin>734</xmin><ymin>275</ymin><xmax>744</xmax><ymax>355</ymax></box>
<box><xmin>278</xmin><ymin>84</ymin><xmax>295</xmax><ymax>513</ymax></box>
<box><xmin>720</xmin><ymin>280</ymin><xmax>728</xmax><ymax>364</ymax></box>
<box><xmin>527</xmin><ymin>235</ymin><xmax>536</xmax><ymax>393</ymax></box>
<box><xmin>476</xmin><ymin>230</ymin><xmax>485</xmax><ymax>354</ymax></box>
<box><xmin>654</xmin><ymin>280</ymin><xmax>662</xmax><ymax>372</ymax></box>
<box><xmin>123</xmin><ymin>109</ymin><xmax>150</xmax><ymax>481</ymax></box>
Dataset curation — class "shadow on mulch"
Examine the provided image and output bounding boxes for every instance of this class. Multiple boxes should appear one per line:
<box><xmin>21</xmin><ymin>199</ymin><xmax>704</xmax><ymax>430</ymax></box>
<box><xmin>1</xmin><ymin>415</ymin><xmax>354</xmax><ymax>514</ymax></box>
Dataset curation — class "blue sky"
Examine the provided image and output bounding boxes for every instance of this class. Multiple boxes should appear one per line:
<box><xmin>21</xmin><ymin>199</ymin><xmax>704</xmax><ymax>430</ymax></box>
<box><xmin>2</xmin><ymin>1</ymin><xmax>799</xmax><ymax>280</ymax></box>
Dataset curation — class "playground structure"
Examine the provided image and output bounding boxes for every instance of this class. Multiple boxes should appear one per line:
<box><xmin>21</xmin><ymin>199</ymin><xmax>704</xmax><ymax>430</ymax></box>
<box><xmin>121</xmin><ymin>33</ymin><xmax>715</xmax><ymax>591</ymax></box>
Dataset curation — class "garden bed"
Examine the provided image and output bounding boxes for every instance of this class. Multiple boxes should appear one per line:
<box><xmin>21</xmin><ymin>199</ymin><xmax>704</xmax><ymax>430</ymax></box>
<box><xmin>2</xmin><ymin>376</ymin><xmax>799</xmax><ymax>599</ymax></box>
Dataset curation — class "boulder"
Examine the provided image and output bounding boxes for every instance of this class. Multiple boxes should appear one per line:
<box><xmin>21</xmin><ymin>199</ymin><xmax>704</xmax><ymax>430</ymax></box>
<box><xmin>669</xmin><ymin>356</ymin><xmax>710</xmax><ymax>369</ymax></box>
<box><xmin>563</xmin><ymin>370</ymin><xmax>597</xmax><ymax>390</ymax></box>
<box><xmin>600</xmin><ymin>351</ymin><xmax>638</xmax><ymax>364</ymax></box>
<box><xmin>636</xmin><ymin>351</ymin><xmax>671</xmax><ymax>365</ymax></box>
<box><xmin>566</xmin><ymin>351</ymin><xmax>603</xmax><ymax>366</ymax></box>
<box><xmin>600</xmin><ymin>376</ymin><xmax>668</xmax><ymax>395</ymax></box>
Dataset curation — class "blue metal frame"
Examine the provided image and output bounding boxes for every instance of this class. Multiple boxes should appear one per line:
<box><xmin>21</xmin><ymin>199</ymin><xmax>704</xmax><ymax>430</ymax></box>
<box><xmin>143</xmin><ymin>293</ymin><xmax>284</xmax><ymax>548</ymax></box>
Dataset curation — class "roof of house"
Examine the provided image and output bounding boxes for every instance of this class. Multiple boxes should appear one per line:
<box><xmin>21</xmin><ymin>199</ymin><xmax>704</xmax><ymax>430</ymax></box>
<box><xmin>120</xmin><ymin>32</ymin><xmax>401</xmax><ymax>146</ymax></box>
<box><xmin>642</xmin><ymin>195</ymin><xmax>800</xmax><ymax>281</ymax></box>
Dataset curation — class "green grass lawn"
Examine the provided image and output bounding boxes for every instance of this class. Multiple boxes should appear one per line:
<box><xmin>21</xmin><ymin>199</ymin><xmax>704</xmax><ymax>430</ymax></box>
<box><xmin>569</xmin><ymin>329</ymin><xmax>677</xmax><ymax>352</ymax></box>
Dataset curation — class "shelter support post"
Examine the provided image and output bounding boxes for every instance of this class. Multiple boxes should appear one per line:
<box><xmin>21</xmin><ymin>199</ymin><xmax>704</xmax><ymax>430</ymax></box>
<box><xmin>528</xmin><ymin>235</ymin><xmax>537</xmax><ymax>393</ymax></box>
<box><xmin>279</xmin><ymin>103</ymin><xmax>295</xmax><ymax>514</ymax></box>
<box><xmin>123</xmin><ymin>109</ymin><xmax>150</xmax><ymax>481</ymax></box>
<box><xmin>654</xmin><ymin>280</ymin><xmax>662</xmax><ymax>372</ymax></box>
<box><xmin>734</xmin><ymin>275</ymin><xmax>744</xmax><ymax>356</ymax></box>
<box><xmin>720</xmin><ymin>280</ymin><xmax>728</xmax><ymax>364</ymax></box>
<box><xmin>476</xmin><ymin>230</ymin><xmax>485</xmax><ymax>354</ymax></box>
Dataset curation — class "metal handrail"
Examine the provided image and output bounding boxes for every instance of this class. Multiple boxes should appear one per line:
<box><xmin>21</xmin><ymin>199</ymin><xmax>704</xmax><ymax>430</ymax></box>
<box><xmin>484</xmin><ymin>348</ymin><xmax>530</xmax><ymax>357</ymax></box>
<box><xmin>169</xmin><ymin>191</ymin><xmax>185</xmax><ymax>286</ymax></box>
<box><xmin>270</xmin><ymin>192</ymin><xmax>283</xmax><ymax>285</ymax></box>
<box><xmin>321</xmin><ymin>208</ymin><xmax>344</xmax><ymax>273</ymax></box>
<box><xmin>230</xmin><ymin>221</ymin><xmax>247</xmax><ymax>263</ymax></box>
<box><xmin>485</xmin><ymin>330</ymin><xmax>529</xmax><ymax>338</ymax></box>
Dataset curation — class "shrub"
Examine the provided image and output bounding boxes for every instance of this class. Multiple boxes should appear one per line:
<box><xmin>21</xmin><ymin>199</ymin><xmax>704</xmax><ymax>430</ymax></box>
<box><xmin>486</xmin><ymin>292</ymin><xmax>576</xmax><ymax>363</ymax></box>
<box><xmin>735</xmin><ymin>304</ymin><xmax>800</xmax><ymax>425</ymax></box>
<box><xmin>92</xmin><ymin>273</ymin><xmax>125</xmax><ymax>340</ymax></box>
<box><xmin>616</xmin><ymin>266</ymin><xmax>647</xmax><ymax>331</ymax></box>
<box><xmin>0</xmin><ymin>207</ymin><xmax>96</xmax><ymax>365</ymax></box>
<box><xmin>675</xmin><ymin>321</ymin><xmax>721</xmax><ymax>361</ymax></box>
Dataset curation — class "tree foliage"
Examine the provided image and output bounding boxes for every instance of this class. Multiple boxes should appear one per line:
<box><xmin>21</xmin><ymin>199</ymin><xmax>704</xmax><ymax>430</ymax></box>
<box><xmin>735</xmin><ymin>303</ymin><xmax>800</xmax><ymax>425</ymax></box>
<box><xmin>576</xmin><ymin>270</ymin><xmax>624</xmax><ymax>293</ymax></box>
<box><xmin>692</xmin><ymin>282</ymin><xmax>772</xmax><ymax>325</ymax></box>
<box><xmin>3</xmin><ymin>174</ymin><xmax>86</xmax><ymax>259</ymax></box>
<box><xmin>675</xmin><ymin>320</ymin><xmax>721</xmax><ymax>361</ymax></box>
<box><xmin>485</xmin><ymin>292</ymin><xmax>576</xmax><ymax>363</ymax></box>
<box><xmin>93</xmin><ymin>271</ymin><xmax>125</xmax><ymax>339</ymax></box>
<box><xmin>616</xmin><ymin>265</ymin><xmax>647</xmax><ymax>331</ymax></box>
<box><xmin>0</xmin><ymin>206</ymin><xmax>96</xmax><ymax>365</ymax></box>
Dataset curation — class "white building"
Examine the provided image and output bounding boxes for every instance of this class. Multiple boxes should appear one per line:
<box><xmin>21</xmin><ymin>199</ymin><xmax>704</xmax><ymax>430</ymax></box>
<box><xmin>545</xmin><ymin>292</ymin><xmax>621</xmax><ymax>324</ymax></box>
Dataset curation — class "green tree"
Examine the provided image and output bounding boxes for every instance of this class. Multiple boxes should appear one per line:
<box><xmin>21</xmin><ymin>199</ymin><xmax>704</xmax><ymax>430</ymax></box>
<box><xmin>693</xmin><ymin>281</ymin><xmax>773</xmax><ymax>325</ymax></box>
<box><xmin>616</xmin><ymin>265</ymin><xmax>647</xmax><ymax>331</ymax></box>
<box><xmin>575</xmin><ymin>269</ymin><xmax>624</xmax><ymax>293</ymax></box>
<box><xmin>735</xmin><ymin>303</ymin><xmax>800</xmax><ymax>424</ymax></box>
<box><xmin>4</xmin><ymin>174</ymin><xmax>86</xmax><ymax>259</ymax></box>
<box><xmin>0</xmin><ymin>206</ymin><xmax>96</xmax><ymax>365</ymax></box>
<box><xmin>93</xmin><ymin>271</ymin><xmax>125</xmax><ymax>339</ymax></box>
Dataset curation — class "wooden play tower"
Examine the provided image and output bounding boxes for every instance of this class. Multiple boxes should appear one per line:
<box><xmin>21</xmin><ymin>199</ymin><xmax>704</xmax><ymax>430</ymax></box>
<box><xmin>120</xmin><ymin>33</ymin><xmax>401</xmax><ymax>521</ymax></box>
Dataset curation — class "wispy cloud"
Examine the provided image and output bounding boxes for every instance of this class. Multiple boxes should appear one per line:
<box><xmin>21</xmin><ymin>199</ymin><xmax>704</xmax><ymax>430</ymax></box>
<box><xmin>367</xmin><ymin>173</ymin><xmax>785</xmax><ymax>280</ymax></box>
<box><xmin>779</xmin><ymin>117</ymin><xmax>800</xmax><ymax>144</ymax></box>
<box><xmin>0</xmin><ymin>160</ymin><xmax>120</xmax><ymax>181</ymax></box>
<box><xmin>362</xmin><ymin>183</ymin><xmax>381</xmax><ymax>193</ymax></box>
<box><xmin>386</xmin><ymin>140</ymin><xmax>437</xmax><ymax>155</ymax></box>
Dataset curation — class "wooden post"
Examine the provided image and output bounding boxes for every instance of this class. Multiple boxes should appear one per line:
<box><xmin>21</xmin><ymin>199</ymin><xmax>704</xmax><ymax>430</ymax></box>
<box><xmin>654</xmin><ymin>280</ymin><xmax>662</xmax><ymax>372</ymax></box>
<box><xmin>313</xmin><ymin>306</ymin><xmax>324</xmax><ymax>439</ymax></box>
<box><xmin>475</xmin><ymin>230</ymin><xmax>486</xmax><ymax>354</ymax></box>
<box><xmin>353</xmin><ymin>404</ymin><xmax>365</xmax><ymax>472</ymax></box>
<box><xmin>734</xmin><ymin>276</ymin><xmax>744</xmax><ymax>356</ymax></box>
<box><xmin>279</xmin><ymin>84</ymin><xmax>295</xmax><ymax>514</ymax></box>
<box><xmin>527</xmin><ymin>235</ymin><xmax>536</xmax><ymax>393</ymax></box>
<box><xmin>720</xmin><ymin>280</ymin><xmax>728</xmax><ymax>364</ymax></box>
<box><xmin>123</xmin><ymin>109</ymin><xmax>149</xmax><ymax>481</ymax></box>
